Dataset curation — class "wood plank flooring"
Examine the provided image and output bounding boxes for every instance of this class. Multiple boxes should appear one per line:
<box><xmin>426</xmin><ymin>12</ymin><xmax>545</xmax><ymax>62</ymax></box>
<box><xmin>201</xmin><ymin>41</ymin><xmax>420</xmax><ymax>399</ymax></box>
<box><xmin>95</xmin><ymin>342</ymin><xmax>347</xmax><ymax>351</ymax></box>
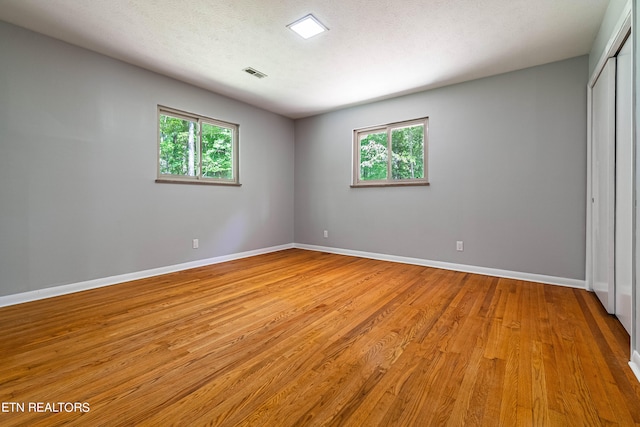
<box><xmin>0</xmin><ymin>249</ymin><xmax>639</xmax><ymax>426</ymax></box>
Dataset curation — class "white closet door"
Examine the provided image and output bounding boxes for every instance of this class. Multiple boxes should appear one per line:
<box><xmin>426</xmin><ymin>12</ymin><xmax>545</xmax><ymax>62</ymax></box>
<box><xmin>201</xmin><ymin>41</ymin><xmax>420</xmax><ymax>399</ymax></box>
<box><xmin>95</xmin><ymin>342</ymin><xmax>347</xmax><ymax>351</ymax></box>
<box><xmin>591</xmin><ymin>58</ymin><xmax>616</xmax><ymax>314</ymax></box>
<box><xmin>615</xmin><ymin>37</ymin><xmax>632</xmax><ymax>334</ymax></box>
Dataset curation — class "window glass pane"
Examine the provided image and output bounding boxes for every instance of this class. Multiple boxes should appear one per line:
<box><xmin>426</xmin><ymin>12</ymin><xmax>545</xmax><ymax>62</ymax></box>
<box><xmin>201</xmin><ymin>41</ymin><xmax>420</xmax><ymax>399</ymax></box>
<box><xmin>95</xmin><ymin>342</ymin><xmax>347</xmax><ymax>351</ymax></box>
<box><xmin>359</xmin><ymin>131</ymin><xmax>388</xmax><ymax>180</ymax></box>
<box><xmin>159</xmin><ymin>114</ymin><xmax>198</xmax><ymax>177</ymax></box>
<box><xmin>391</xmin><ymin>124</ymin><xmax>424</xmax><ymax>180</ymax></box>
<box><xmin>201</xmin><ymin>122</ymin><xmax>233</xmax><ymax>179</ymax></box>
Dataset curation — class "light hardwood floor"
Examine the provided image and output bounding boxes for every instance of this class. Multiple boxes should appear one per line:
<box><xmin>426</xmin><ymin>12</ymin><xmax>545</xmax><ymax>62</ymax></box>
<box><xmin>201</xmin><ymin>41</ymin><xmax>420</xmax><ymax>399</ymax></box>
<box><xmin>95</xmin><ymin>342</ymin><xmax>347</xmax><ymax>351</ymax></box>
<box><xmin>1</xmin><ymin>249</ymin><xmax>639</xmax><ymax>426</ymax></box>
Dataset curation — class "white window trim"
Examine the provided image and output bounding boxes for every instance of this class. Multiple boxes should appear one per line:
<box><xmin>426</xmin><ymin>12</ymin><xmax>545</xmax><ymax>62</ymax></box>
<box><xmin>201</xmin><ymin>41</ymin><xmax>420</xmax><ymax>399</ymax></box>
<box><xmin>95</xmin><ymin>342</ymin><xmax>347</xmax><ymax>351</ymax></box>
<box><xmin>156</xmin><ymin>106</ymin><xmax>240</xmax><ymax>186</ymax></box>
<box><xmin>352</xmin><ymin>117</ymin><xmax>429</xmax><ymax>187</ymax></box>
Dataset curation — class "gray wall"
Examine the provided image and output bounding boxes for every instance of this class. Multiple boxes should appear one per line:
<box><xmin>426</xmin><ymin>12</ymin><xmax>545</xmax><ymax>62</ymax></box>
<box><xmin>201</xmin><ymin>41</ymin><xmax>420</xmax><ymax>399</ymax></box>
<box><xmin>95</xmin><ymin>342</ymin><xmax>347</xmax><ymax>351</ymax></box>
<box><xmin>294</xmin><ymin>56</ymin><xmax>588</xmax><ymax>280</ymax></box>
<box><xmin>0</xmin><ymin>21</ymin><xmax>295</xmax><ymax>297</ymax></box>
<box><xmin>0</xmin><ymin>19</ymin><xmax>591</xmax><ymax>298</ymax></box>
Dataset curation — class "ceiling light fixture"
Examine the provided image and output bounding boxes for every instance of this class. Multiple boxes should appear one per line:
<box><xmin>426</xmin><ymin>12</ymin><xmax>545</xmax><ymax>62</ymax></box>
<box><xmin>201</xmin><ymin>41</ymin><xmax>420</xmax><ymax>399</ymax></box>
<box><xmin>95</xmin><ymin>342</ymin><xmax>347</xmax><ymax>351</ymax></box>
<box><xmin>287</xmin><ymin>14</ymin><xmax>328</xmax><ymax>39</ymax></box>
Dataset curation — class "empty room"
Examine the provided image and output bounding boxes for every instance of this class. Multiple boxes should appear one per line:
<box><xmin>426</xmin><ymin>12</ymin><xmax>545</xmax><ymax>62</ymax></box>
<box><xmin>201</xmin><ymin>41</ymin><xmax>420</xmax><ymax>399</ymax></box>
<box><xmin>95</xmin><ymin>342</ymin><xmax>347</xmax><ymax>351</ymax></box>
<box><xmin>1</xmin><ymin>0</ymin><xmax>639</xmax><ymax>425</ymax></box>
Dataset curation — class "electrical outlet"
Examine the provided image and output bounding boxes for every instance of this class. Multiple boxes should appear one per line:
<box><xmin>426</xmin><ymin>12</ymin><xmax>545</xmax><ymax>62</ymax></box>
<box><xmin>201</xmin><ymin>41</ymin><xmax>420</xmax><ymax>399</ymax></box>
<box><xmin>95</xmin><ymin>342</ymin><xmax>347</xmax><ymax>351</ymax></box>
<box><xmin>323</xmin><ymin>230</ymin><xmax>328</xmax><ymax>238</ymax></box>
<box><xmin>456</xmin><ymin>241</ymin><xmax>463</xmax><ymax>251</ymax></box>
<box><xmin>192</xmin><ymin>238</ymin><xmax>199</xmax><ymax>249</ymax></box>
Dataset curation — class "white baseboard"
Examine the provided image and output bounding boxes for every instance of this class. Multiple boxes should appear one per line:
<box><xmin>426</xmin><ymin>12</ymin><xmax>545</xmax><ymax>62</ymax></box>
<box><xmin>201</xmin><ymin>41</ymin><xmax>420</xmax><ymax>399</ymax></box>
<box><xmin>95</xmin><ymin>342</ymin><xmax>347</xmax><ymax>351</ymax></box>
<box><xmin>0</xmin><ymin>242</ymin><xmax>587</xmax><ymax>308</ymax></box>
<box><xmin>0</xmin><ymin>244</ymin><xmax>294</xmax><ymax>308</ymax></box>
<box><xmin>293</xmin><ymin>243</ymin><xmax>586</xmax><ymax>289</ymax></box>
<box><xmin>630</xmin><ymin>351</ymin><xmax>640</xmax><ymax>383</ymax></box>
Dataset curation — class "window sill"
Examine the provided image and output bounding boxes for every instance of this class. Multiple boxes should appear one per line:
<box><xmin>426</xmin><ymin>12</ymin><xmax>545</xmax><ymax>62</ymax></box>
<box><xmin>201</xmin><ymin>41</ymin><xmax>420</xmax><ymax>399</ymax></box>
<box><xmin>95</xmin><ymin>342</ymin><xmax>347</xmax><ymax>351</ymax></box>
<box><xmin>155</xmin><ymin>178</ymin><xmax>242</xmax><ymax>187</ymax></box>
<box><xmin>350</xmin><ymin>181</ymin><xmax>430</xmax><ymax>188</ymax></box>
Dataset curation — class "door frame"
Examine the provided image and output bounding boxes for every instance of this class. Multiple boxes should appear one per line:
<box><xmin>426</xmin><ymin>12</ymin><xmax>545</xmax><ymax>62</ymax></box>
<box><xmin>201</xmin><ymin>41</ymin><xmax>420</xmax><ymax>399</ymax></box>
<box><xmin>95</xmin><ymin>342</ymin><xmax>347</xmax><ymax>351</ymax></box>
<box><xmin>586</xmin><ymin>6</ymin><xmax>632</xmax><ymax>338</ymax></box>
<box><xmin>586</xmin><ymin>10</ymin><xmax>631</xmax><ymax>292</ymax></box>
<box><xmin>590</xmin><ymin>57</ymin><xmax>617</xmax><ymax>313</ymax></box>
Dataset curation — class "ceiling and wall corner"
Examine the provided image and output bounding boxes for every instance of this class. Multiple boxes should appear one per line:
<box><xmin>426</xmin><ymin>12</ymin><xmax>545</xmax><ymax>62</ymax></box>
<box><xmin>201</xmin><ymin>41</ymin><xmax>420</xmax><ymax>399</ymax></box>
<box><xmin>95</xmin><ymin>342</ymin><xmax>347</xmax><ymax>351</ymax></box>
<box><xmin>0</xmin><ymin>0</ymin><xmax>610</xmax><ymax>119</ymax></box>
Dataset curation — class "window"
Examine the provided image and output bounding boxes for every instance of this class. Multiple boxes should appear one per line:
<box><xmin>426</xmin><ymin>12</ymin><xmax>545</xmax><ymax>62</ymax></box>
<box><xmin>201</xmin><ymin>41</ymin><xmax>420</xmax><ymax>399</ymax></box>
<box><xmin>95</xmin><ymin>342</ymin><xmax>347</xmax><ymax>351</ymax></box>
<box><xmin>156</xmin><ymin>106</ymin><xmax>239</xmax><ymax>185</ymax></box>
<box><xmin>352</xmin><ymin>117</ymin><xmax>428</xmax><ymax>187</ymax></box>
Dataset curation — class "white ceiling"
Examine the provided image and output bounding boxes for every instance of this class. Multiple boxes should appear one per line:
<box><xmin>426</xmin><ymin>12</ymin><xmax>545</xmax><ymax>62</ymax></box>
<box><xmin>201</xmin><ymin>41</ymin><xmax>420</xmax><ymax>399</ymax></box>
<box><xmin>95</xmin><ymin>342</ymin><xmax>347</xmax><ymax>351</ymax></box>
<box><xmin>0</xmin><ymin>0</ymin><xmax>609</xmax><ymax>119</ymax></box>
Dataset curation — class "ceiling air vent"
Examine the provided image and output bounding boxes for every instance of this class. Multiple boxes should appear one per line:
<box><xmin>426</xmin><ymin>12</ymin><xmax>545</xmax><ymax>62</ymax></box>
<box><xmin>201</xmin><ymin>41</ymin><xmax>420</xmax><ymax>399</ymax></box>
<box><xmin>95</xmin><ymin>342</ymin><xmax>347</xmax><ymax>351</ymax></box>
<box><xmin>243</xmin><ymin>67</ymin><xmax>267</xmax><ymax>79</ymax></box>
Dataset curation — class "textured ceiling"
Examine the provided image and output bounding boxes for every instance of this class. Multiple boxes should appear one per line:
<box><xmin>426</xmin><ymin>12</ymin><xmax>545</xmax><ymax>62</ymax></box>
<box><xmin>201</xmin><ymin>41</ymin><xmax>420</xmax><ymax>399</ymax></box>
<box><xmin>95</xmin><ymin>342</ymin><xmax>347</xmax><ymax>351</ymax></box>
<box><xmin>0</xmin><ymin>0</ymin><xmax>609</xmax><ymax>118</ymax></box>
